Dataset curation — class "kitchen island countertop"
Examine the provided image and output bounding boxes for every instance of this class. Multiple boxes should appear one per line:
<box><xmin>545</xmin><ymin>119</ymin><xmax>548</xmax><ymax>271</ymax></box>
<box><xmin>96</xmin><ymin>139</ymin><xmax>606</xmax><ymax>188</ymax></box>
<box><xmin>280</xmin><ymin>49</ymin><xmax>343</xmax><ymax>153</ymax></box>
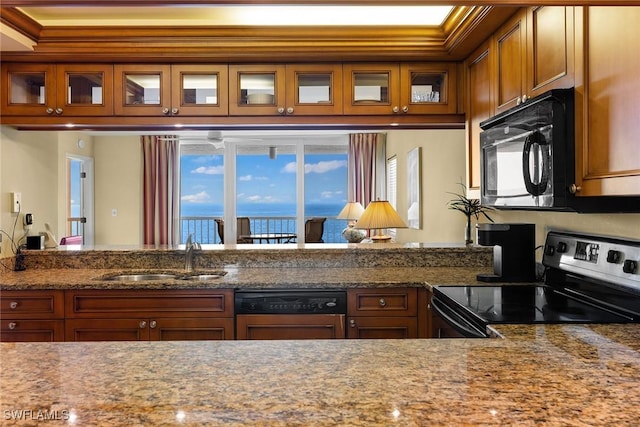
<box><xmin>0</xmin><ymin>266</ymin><xmax>493</xmax><ymax>290</ymax></box>
<box><xmin>2</xmin><ymin>323</ymin><xmax>640</xmax><ymax>425</ymax></box>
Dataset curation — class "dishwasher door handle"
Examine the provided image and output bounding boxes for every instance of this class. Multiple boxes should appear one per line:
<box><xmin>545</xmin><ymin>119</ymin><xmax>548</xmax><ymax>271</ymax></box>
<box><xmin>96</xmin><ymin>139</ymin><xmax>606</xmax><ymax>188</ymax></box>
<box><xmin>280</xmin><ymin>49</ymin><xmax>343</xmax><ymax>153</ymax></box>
<box><xmin>431</xmin><ymin>297</ymin><xmax>488</xmax><ymax>338</ymax></box>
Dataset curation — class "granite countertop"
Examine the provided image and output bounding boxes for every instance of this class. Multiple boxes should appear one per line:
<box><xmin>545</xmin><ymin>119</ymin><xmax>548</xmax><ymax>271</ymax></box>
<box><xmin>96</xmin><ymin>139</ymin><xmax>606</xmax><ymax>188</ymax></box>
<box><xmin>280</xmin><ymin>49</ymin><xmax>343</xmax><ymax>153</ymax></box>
<box><xmin>2</xmin><ymin>324</ymin><xmax>640</xmax><ymax>425</ymax></box>
<box><xmin>0</xmin><ymin>266</ymin><xmax>492</xmax><ymax>290</ymax></box>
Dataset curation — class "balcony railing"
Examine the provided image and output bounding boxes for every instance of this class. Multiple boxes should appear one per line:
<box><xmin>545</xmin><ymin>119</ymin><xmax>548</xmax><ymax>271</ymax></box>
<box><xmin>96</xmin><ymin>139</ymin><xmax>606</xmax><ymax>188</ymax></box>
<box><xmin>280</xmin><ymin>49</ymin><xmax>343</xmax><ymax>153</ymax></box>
<box><xmin>181</xmin><ymin>216</ymin><xmax>347</xmax><ymax>244</ymax></box>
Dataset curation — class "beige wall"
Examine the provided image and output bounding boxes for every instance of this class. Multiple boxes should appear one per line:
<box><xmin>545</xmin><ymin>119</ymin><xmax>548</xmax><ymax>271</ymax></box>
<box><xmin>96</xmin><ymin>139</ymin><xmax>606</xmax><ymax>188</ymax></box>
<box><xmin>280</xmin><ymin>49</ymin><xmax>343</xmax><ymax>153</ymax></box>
<box><xmin>93</xmin><ymin>135</ymin><xmax>141</xmax><ymax>245</ymax></box>
<box><xmin>386</xmin><ymin>129</ymin><xmax>468</xmax><ymax>243</ymax></box>
<box><xmin>1</xmin><ymin>127</ymin><xmax>59</xmax><ymax>257</ymax></box>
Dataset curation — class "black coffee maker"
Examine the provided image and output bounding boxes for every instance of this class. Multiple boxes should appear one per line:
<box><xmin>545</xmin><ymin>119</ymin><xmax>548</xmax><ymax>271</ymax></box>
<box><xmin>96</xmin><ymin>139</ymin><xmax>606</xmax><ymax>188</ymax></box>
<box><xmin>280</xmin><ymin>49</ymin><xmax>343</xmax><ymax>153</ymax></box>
<box><xmin>476</xmin><ymin>223</ymin><xmax>537</xmax><ymax>282</ymax></box>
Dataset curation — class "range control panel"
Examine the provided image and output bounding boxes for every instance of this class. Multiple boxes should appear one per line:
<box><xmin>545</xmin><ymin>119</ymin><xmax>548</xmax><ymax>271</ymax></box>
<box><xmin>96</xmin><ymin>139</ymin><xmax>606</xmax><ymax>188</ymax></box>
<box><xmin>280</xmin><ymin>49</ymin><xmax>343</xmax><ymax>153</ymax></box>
<box><xmin>543</xmin><ymin>231</ymin><xmax>640</xmax><ymax>291</ymax></box>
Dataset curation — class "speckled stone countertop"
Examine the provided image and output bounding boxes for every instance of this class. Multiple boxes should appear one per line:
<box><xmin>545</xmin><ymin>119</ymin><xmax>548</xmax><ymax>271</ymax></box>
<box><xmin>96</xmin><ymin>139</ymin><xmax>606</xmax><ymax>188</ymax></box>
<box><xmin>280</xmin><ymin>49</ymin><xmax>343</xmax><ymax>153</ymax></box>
<box><xmin>0</xmin><ymin>266</ymin><xmax>492</xmax><ymax>290</ymax></box>
<box><xmin>2</xmin><ymin>324</ymin><xmax>640</xmax><ymax>425</ymax></box>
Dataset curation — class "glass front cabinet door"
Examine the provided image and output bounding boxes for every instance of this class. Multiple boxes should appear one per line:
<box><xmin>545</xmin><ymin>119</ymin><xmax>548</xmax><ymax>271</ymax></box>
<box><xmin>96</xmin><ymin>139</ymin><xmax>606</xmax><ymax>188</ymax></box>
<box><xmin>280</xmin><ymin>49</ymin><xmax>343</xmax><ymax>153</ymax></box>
<box><xmin>2</xmin><ymin>63</ymin><xmax>114</xmax><ymax>116</ymax></box>
<box><xmin>114</xmin><ymin>64</ymin><xmax>172</xmax><ymax>116</ymax></box>
<box><xmin>171</xmin><ymin>65</ymin><xmax>229</xmax><ymax>116</ymax></box>
<box><xmin>229</xmin><ymin>64</ymin><xmax>342</xmax><ymax>116</ymax></box>
<box><xmin>343</xmin><ymin>62</ymin><xmax>456</xmax><ymax>115</ymax></box>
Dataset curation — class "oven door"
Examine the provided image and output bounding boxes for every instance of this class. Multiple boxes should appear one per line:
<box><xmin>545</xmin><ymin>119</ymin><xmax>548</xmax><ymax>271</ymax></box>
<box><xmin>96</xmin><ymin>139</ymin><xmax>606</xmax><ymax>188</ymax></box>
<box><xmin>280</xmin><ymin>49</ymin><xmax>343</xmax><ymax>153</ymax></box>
<box><xmin>480</xmin><ymin>123</ymin><xmax>554</xmax><ymax>209</ymax></box>
<box><xmin>431</xmin><ymin>296</ymin><xmax>488</xmax><ymax>338</ymax></box>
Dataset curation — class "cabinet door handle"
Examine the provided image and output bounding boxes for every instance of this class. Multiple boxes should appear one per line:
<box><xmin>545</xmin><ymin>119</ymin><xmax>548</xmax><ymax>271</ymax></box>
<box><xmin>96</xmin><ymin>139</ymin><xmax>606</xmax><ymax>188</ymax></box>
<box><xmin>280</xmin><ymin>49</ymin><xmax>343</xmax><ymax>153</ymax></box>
<box><xmin>402</xmin><ymin>105</ymin><xmax>409</xmax><ymax>113</ymax></box>
<box><xmin>139</xmin><ymin>321</ymin><xmax>147</xmax><ymax>329</ymax></box>
<box><xmin>522</xmin><ymin>94</ymin><xmax>528</xmax><ymax>103</ymax></box>
<box><xmin>46</xmin><ymin>107</ymin><xmax>55</xmax><ymax>115</ymax></box>
<box><xmin>9</xmin><ymin>301</ymin><xmax>18</xmax><ymax>310</ymax></box>
<box><xmin>149</xmin><ymin>320</ymin><xmax>157</xmax><ymax>329</ymax></box>
<box><xmin>55</xmin><ymin>107</ymin><xmax>63</xmax><ymax>115</ymax></box>
<box><xmin>392</xmin><ymin>106</ymin><xmax>399</xmax><ymax>113</ymax></box>
<box><xmin>171</xmin><ymin>108</ymin><xmax>179</xmax><ymax>115</ymax></box>
<box><xmin>162</xmin><ymin>108</ymin><xmax>170</xmax><ymax>115</ymax></box>
<box><xmin>379</xmin><ymin>298</ymin><xmax>386</xmax><ymax>307</ymax></box>
<box><xmin>349</xmin><ymin>319</ymin><xmax>356</xmax><ymax>328</ymax></box>
<box><xmin>516</xmin><ymin>96</ymin><xmax>522</xmax><ymax>105</ymax></box>
<box><xmin>8</xmin><ymin>322</ymin><xmax>17</xmax><ymax>330</ymax></box>
<box><xmin>286</xmin><ymin>107</ymin><xmax>294</xmax><ymax>115</ymax></box>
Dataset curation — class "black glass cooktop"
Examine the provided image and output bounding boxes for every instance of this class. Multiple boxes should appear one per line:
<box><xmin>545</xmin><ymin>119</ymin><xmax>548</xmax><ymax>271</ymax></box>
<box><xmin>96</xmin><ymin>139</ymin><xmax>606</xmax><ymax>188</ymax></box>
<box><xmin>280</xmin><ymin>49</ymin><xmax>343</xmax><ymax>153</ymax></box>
<box><xmin>433</xmin><ymin>285</ymin><xmax>636</xmax><ymax>324</ymax></box>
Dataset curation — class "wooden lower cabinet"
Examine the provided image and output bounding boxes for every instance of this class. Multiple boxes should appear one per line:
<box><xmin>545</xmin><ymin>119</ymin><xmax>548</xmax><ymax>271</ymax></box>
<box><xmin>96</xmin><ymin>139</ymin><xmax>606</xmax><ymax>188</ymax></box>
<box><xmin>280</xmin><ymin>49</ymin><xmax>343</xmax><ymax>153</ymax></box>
<box><xmin>1</xmin><ymin>320</ymin><xmax>65</xmax><ymax>342</ymax></box>
<box><xmin>347</xmin><ymin>288</ymin><xmax>428</xmax><ymax>339</ymax></box>
<box><xmin>346</xmin><ymin>316</ymin><xmax>416</xmax><ymax>339</ymax></box>
<box><xmin>236</xmin><ymin>314</ymin><xmax>345</xmax><ymax>340</ymax></box>
<box><xmin>66</xmin><ymin>317</ymin><xmax>234</xmax><ymax>341</ymax></box>
<box><xmin>1</xmin><ymin>290</ymin><xmax>65</xmax><ymax>342</ymax></box>
<box><xmin>65</xmin><ymin>289</ymin><xmax>234</xmax><ymax>341</ymax></box>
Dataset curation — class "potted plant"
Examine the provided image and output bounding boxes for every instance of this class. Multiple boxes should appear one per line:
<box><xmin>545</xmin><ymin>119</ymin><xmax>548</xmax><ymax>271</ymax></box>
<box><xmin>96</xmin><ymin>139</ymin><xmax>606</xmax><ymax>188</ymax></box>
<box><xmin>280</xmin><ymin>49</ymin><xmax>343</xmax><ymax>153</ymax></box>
<box><xmin>447</xmin><ymin>182</ymin><xmax>494</xmax><ymax>245</ymax></box>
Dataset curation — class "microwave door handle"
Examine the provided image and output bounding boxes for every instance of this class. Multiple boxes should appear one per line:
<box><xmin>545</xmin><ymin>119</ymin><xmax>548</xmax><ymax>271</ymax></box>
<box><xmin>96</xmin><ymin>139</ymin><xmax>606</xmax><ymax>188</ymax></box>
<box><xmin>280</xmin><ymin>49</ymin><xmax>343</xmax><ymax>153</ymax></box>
<box><xmin>522</xmin><ymin>131</ymin><xmax>550</xmax><ymax>196</ymax></box>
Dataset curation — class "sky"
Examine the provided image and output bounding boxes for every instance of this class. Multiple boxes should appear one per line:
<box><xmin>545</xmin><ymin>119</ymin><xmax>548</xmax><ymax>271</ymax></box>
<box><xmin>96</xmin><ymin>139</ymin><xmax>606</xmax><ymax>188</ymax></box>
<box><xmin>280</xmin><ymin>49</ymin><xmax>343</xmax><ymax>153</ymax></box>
<box><xmin>180</xmin><ymin>151</ymin><xmax>348</xmax><ymax>211</ymax></box>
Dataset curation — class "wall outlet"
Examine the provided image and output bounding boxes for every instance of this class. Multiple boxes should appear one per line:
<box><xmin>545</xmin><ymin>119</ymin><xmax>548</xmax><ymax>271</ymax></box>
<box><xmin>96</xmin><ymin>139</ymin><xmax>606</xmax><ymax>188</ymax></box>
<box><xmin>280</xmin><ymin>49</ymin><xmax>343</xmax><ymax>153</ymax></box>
<box><xmin>11</xmin><ymin>192</ymin><xmax>21</xmax><ymax>213</ymax></box>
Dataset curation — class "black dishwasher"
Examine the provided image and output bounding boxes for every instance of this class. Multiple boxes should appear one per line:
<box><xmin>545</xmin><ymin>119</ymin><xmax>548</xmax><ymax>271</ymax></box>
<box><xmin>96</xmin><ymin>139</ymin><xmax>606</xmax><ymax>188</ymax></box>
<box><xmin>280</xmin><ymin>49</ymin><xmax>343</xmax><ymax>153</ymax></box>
<box><xmin>234</xmin><ymin>289</ymin><xmax>347</xmax><ymax>339</ymax></box>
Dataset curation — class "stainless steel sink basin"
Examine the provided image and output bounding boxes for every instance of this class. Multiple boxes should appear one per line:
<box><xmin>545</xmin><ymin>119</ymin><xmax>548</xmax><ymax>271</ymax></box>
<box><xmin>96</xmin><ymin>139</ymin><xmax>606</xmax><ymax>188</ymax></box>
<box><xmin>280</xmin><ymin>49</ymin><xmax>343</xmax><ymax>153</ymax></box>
<box><xmin>102</xmin><ymin>273</ymin><xmax>181</xmax><ymax>282</ymax></box>
<box><xmin>99</xmin><ymin>270</ymin><xmax>227</xmax><ymax>282</ymax></box>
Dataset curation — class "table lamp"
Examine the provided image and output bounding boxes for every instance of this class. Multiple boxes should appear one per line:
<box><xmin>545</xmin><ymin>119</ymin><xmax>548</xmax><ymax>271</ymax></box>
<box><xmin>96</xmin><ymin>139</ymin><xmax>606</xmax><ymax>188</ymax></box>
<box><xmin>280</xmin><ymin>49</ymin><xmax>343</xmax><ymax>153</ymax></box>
<box><xmin>354</xmin><ymin>200</ymin><xmax>407</xmax><ymax>243</ymax></box>
<box><xmin>336</xmin><ymin>201</ymin><xmax>366</xmax><ymax>243</ymax></box>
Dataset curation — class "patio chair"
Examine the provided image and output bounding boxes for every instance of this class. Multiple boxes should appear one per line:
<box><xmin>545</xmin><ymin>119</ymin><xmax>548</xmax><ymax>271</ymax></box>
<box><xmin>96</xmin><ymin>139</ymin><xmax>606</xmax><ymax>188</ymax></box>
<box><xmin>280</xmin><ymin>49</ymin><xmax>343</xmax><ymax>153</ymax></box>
<box><xmin>305</xmin><ymin>217</ymin><xmax>326</xmax><ymax>243</ymax></box>
<box><xmin>215</xmin><ymin>217</ymin><xmax>253</xmax><ymax>243</ymax></box>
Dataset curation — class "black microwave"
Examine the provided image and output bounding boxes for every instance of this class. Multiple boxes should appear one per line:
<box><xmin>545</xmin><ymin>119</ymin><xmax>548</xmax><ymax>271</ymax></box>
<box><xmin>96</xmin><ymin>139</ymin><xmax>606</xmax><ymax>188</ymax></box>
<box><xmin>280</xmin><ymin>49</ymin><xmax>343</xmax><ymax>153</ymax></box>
<box><xmin>479</xmin><ymin>88</ymin><xmax>639</xmax><ymax>213</ymax></box>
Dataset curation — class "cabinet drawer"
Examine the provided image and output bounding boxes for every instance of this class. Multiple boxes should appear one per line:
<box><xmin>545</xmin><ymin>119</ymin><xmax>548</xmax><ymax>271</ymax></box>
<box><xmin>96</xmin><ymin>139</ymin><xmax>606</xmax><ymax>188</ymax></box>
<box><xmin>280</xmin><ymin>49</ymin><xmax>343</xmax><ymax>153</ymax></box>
<box><xmin>347</xmin><ymin>288</ymin><xmax>417</xmax><ymax>317</ymax></box>
<box><xmin>1</xmin><ymin>320</ymin><xmax>65</xmax><ymax>342</ymax></box>
<box><xmin>0</xmin><ymin>290</ymin><xmax>64</xmax><ymax>319</ymax></box>
<box><xmin>347</xmin><ymin>316</ymin><xmax>417</xmax><ymax>339</ymax></box>
<box><xmin>65</xmin><ymin>289</ymin><xmax>234</xmax><ymax>318</ymax></box>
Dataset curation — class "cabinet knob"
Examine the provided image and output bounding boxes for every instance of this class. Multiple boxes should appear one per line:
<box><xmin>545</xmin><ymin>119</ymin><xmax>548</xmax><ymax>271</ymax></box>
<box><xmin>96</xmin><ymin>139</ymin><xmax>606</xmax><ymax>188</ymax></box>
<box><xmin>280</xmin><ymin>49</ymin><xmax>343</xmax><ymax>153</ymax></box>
<box><xmin>569</xmin><ymin>184</ymin><xmax>582</xmax><ymax>194</ymax></box>
<box><xmin>286</xmin><ymin>107</ymin><xmax>294</xmax><ymax>115</ymax></box>
<box><xmin>379</xmin><ymin>298</ymin><xmax>387</xmax><ymax>307</ymax></box>
<box><xmin>392</xmin><ymin>106</ymin><xmax>399</xmax><ymax>113</ymax></box>
<box><xmin>516</xmin><ymin>96</ymin><xmax>522</xmax><ymax>106</ymax></box>
<box><xmin>139</xmin><ymin>321</ymin><xmax>147</xmax><ymax>329</ymax></box>
<box><xmin>349</xmin><ymin>319</ymin><xmax>356</xmax><ymax>328</ymax></box>
<box><xmin>171</xmin><ymin>108</ymin><xmax>179</xmax><ymax>115</ymax></box>
<box><xmin>277</xmin><ymin>107</ymin><xmax>285</xmax><ymax>115</ymax></box>
<box><xmin>402</xmin><ymin>106</ymin><xmax>409</xmax><ymax>113</ymax></box>
<box><xmin>55</xmin><ymin>107</ymin><xmax>63</xmax><ymax>115</ymax></box>
<box><xmin>46</xmin><ymin>107</ymin><xmax>55</xmax><ymax>115</ymax></box>
<box><xmin>162</xmin><ymin>108</ymin><xmax>170</xmax><ymax>115</ymax></box>
<box><xmin>9</xmin><ymin>301</ymin><xmax>18</xmax><ymax>310</ymax></box>
<box><xmin>149</xmin><ymin>320</ymin><xmax>157</xmax><ymax>329</ymax></box>
<box><xmin>8</xmin><ymin>322</ymin><xmax>17</xmax><ymax>330</ymax></box>
<box><xmin>522</xmin><ymin>94</ymin><xmax>528</xmax><ymax>103</ymax></box>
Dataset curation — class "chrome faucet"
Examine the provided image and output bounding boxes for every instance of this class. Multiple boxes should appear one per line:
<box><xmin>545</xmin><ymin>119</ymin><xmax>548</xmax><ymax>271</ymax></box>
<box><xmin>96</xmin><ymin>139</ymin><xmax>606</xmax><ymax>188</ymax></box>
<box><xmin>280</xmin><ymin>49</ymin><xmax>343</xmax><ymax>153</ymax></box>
<box><xmin>184</xmin><ymin>234</ymin><xmax>201</xmax><ymax>272</ymax></box>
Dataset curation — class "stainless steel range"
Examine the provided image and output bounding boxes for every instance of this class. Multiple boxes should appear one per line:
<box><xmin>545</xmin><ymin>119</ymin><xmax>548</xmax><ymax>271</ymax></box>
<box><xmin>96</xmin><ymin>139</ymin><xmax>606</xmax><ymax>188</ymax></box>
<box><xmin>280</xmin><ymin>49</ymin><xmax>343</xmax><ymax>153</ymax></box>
<box><xmin>431</xmin><ymin>230</ymin><xmax>640</xmax><ymax>338</ymax></box>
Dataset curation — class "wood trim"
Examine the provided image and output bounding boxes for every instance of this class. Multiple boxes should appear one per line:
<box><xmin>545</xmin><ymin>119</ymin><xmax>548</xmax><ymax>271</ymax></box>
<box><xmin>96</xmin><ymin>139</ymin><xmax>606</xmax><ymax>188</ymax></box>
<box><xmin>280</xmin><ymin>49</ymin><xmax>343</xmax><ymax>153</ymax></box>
<box><xmin>0</xmin><ymin>7</ymin><xmax>41</xmax><ymax>40</ymax></box>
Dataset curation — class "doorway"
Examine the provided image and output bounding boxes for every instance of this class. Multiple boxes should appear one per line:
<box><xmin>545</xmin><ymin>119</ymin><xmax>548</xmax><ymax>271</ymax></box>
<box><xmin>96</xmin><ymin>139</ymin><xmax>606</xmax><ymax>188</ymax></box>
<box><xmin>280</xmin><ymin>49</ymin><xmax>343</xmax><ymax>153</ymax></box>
<box><xmin>65</xmin><ymin>154</ymin><xmax>94</xmax><ymax>245</ymax></box>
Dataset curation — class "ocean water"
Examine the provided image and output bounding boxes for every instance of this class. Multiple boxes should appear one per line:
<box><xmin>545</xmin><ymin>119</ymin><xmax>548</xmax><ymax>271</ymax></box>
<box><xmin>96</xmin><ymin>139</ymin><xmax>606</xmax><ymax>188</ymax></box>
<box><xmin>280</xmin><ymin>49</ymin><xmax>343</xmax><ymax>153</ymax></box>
<box><xmin>180</xmin><ymin>203</ymin><xmax>347</xmax><ymax>243</ymax></box>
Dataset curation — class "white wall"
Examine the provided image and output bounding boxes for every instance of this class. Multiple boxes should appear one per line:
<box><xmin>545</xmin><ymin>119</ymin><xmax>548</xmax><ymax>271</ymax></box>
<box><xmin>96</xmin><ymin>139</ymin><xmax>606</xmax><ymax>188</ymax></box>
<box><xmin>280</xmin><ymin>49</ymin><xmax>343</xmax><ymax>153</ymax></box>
<box><xmin>386</xmin><ymin>129</ymin><xmax>469</xmax><ymax>243</ymax></box>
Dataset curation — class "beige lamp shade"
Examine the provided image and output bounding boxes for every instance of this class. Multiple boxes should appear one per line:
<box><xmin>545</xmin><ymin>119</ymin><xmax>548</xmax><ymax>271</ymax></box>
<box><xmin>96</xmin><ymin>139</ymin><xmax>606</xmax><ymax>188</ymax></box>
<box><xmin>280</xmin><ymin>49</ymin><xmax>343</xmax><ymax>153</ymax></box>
<box><xmin>336</xmin><ymin>201</ymin><xmax>365</xmax><ymax>220</ymax></box>
<box><xmin>354</xmin><ymin>200</ymin><xmax>407</xmax><ymax>242</ymax></box>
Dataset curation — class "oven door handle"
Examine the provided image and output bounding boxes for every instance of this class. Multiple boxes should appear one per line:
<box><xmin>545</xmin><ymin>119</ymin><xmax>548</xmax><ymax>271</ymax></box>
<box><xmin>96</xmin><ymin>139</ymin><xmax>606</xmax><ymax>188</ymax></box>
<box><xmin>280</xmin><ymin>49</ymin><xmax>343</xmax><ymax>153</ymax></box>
<box><xmin>431</xmin><ymin>297</ymin><xmax>487</xmax><ymax>338</ymax></box>
<box><xmin>522</xmin><ymin>130</ymin><xmax>550</xmax><ymax>196</ymax></box>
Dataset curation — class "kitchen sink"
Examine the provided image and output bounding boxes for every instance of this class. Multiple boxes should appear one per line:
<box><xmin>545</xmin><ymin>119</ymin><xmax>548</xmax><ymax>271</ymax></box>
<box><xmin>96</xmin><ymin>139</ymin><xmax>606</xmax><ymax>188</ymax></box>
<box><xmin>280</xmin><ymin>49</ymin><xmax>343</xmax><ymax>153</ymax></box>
<box><xmin>98</xmin><ymin>271</ymin><xmax>227</xmax><ymax>282</ymax></box>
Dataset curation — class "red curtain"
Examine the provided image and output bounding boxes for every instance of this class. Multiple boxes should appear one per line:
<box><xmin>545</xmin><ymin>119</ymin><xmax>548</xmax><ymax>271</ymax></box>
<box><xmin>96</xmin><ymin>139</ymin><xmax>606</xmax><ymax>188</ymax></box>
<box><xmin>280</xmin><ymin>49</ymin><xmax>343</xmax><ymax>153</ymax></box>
<box><xmin>141</xmin><ymin>136</ymin><xmax>179</xmax><ymax>245</ymax></box>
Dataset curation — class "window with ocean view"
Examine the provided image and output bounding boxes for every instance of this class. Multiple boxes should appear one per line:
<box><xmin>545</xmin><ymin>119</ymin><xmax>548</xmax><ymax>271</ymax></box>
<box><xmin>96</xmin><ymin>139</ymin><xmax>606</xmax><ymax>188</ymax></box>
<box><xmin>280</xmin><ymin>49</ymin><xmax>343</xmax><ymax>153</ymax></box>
<box><xmin>179</xmin><ymin>135</ymin><xmax>348</xmax><ymax>244</ymax></box>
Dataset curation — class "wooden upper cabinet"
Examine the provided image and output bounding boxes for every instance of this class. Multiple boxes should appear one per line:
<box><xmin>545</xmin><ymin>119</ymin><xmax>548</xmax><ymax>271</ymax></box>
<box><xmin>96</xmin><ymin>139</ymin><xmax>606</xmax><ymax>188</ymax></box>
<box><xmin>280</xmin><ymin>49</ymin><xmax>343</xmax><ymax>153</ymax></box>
<box><xmin>114</xmin><ymin>64</ymin><xmax>228</xmax><ymax>116</ymax></box>
<box><xmin>526</xmin><ymin>6</ymin><xmax>574</xmax><ymax>98</ymax></box>
<box><xmin>493</xmin><ymin>7</ymin><xmax>574</xmax><ymax>115</ymax></box>
<box><xmin>573</xmin><ymin>6</ymin><xmax>640</xmax><ymax>196</ymax></box>
<box><xmin>229</xmin><ymin>64</ymin><xmax>342</xmax><ymax>116</ymax></box>
<box><xmin>1</xmin><ymin>63</ymin><xmax>114</xmax><ymax>116</ymax></box>
<box><xmin>493</xmin><ymin>11</ymin><xmax>527</xmax><ymax>114</ymax></box>
<box><xmin>465</xmin><ymin>40</ymin><xmax>493</xmax><ymax>197</ymax></box>
<box><xmin>344</xmin><ymin>63</ymin><xmax>456</xmax><ymax>115</ymax></box>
